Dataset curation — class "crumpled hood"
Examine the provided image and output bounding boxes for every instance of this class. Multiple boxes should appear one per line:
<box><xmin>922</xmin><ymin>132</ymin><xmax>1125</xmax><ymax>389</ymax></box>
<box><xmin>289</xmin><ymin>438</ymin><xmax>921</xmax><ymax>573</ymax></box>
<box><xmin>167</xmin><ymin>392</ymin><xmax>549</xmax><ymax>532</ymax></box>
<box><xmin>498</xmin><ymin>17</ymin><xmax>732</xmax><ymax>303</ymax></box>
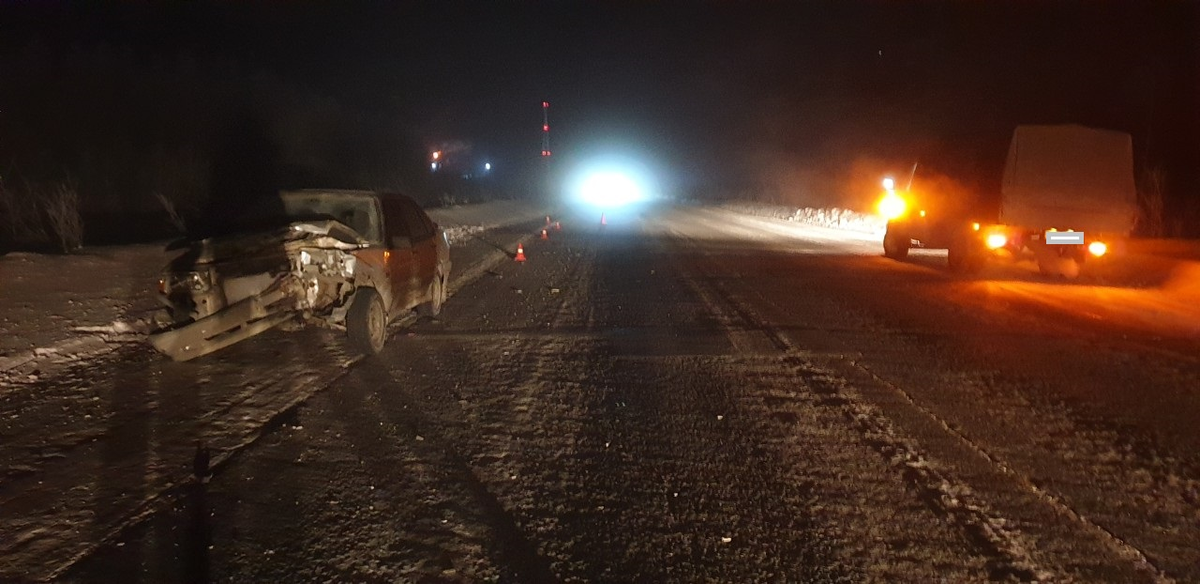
<box><xmin>167</xmin><ymin>220</ymin><xmax>367</xmax><ymax>270</ymax></box>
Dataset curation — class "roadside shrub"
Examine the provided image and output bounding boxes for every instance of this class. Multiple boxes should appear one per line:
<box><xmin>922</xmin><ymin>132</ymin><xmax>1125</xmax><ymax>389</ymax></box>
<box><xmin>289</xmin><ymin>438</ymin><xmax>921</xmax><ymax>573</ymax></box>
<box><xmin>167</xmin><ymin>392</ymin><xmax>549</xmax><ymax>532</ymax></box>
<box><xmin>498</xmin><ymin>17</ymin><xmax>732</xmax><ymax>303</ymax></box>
<box><xmin>42</xmin><ymin>181</ymin><xmax>84</xmax><ymax>252</ymax></box>
<box><xmin>154</xmin><ymin>191</ymin><xmax>188</xmax><ymax>234</ymax></box>
<box><xmin>0</xmin><ymin>178</ymin><xmax>50</xmax><ymax>250</ymax></box>
<box><xmin>145</xmin><ymin>147</ymin><xmax>209</xmax><ymax>235</ymax></box>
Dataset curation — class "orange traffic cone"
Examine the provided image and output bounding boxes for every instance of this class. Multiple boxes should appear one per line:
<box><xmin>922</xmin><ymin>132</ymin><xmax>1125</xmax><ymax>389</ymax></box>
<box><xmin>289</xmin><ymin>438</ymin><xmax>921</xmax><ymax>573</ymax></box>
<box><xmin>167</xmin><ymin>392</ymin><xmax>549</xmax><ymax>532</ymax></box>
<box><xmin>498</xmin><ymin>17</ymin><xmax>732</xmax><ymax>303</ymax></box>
<box><xmin>600</xmin><ymin>213</ymin><xmax>607</xmax><ymax>226</ymax></box>
<box><xmin>515</xmin><ymin>243</ymin><xmax>526</xmax><ymax>262</ymax></box>
<box><xmin>554</xmin><ymin>221</ymin><xmax>561</xmax><ymax>231</ymax></box>
<box><xmin>540</xmin><ymin>228</ymin><xmax>549</xmax><ymax>240</ymax></box>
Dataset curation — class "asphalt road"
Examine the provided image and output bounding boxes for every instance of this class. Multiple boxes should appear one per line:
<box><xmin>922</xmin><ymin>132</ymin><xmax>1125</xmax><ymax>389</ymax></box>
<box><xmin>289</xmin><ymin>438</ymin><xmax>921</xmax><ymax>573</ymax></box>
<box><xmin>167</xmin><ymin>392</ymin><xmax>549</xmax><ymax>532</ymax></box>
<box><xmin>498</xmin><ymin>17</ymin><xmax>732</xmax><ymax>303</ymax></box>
<box><xmin>18</xmin><ymin>204</ymin><xmax>1200</xmax><ymax>582</ymax></box>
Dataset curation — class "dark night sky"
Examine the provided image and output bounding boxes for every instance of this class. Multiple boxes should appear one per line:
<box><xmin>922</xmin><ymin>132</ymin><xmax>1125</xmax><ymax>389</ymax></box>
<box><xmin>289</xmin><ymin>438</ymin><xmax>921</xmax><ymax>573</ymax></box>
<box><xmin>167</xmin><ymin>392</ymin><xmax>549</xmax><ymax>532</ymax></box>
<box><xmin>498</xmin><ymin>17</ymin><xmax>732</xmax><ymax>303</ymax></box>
<box><xmin>2</xmin><ymin>1</ymin><xmax>1198</xmax><ymax>228</ymax></box>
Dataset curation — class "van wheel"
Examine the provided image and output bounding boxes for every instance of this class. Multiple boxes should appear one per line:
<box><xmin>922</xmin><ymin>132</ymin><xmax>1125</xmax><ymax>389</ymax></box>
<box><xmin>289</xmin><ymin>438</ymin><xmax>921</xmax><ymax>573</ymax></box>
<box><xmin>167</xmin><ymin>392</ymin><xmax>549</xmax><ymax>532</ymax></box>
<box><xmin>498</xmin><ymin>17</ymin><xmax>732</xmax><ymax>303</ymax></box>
<box><xmin>347</xmin><ymin>287</ymin><xmax>387</xmax><ymax>355</ymax></box>
<box><xmin>418</xmin><ymin>272</ymin><xmax>446</xmax><ymax>318</ymax></box>
<box><xmin>883</xmin><ymin>228</ymin><xmax>910</xmax><ymax>260</ymax></box>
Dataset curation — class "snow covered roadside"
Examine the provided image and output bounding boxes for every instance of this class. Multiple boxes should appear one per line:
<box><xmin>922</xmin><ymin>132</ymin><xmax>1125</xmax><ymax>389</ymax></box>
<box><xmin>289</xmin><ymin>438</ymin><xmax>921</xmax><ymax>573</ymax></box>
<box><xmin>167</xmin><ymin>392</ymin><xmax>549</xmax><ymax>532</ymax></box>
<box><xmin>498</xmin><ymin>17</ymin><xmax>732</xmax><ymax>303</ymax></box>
<box><xmin>429</xmin><ymin>199</ymin><xmax>551</xmax><ymax>245</ymax></box>
<box><xmin>0</xmin><ymin>199</ymin><xmax>547</xmax><ymax>383</ymax></box>
<box><xmin>718</xmin><ymin>201</ymin><xmax>887</xmax><ymax>235</ymax></box>
<box><xmin>0</xmin><ymin>245</ymin><xmax>166</xmax><ymax>381</ymax></box>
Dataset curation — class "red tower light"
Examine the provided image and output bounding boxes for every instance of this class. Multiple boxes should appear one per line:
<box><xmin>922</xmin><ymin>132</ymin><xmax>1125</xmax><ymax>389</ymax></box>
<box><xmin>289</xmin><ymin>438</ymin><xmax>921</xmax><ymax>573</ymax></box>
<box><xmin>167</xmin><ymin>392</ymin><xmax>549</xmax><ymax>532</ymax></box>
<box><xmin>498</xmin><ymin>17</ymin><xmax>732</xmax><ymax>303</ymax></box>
<box><xmin>540</xmin><ymin>100</ymin><xmax>551</xmax><ymax>157</ymax></box>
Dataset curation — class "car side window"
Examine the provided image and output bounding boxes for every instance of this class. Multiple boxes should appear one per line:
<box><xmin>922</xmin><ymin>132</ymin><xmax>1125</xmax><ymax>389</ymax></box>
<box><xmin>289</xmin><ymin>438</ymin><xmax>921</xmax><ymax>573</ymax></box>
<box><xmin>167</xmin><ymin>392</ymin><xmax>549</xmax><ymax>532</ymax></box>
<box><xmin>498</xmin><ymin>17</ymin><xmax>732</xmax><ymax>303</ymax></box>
<box><xmin>399</xmin><ymin>198</ymin><xmax>434</xmax><ymax>242</ymax></box>
<box><xmin>381</xmin><ymin>197</ymin><xmax>413</xmax><ymax>242</ymax></box>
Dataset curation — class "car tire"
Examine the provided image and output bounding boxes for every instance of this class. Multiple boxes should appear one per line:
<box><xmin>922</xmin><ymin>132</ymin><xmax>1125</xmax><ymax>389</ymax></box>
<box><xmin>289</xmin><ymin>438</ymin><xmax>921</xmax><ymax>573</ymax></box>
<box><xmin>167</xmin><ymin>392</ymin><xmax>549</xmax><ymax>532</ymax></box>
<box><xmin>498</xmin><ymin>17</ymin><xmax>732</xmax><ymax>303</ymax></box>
<box><xmin>883</xmin><ymin>227</ymin><xmax>910</xmax><ymax>260</ymax></box>
<box><xmin>417</xmin><ymin>272</ymin><xmax>446</xmax><ymax>318</ymax></box>
<box><xmin>347</xmin><ymin>287</ymin><xmax>387</xmax><ymax>355</ymax></box>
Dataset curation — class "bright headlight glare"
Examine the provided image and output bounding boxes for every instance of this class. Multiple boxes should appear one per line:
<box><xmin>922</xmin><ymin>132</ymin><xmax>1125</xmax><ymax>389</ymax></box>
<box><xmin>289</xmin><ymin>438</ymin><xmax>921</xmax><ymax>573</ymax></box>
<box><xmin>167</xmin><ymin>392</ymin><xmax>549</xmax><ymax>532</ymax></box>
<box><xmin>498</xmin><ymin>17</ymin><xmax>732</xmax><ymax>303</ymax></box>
<box><xmin>579</xmin><ymin>171</ymin><xmax>644</xmax><ymax>207</ymax></box>
<box><xmin>985</xmin><ymin>233</ymin><xmax>1008</xmax><ymax>249</ymax></box>
<box><xmin>1088</xmin><ymin>241</ymin><xmax>1108</xmax><ymax>257</ymax></box>
<box><xmin>876</xmin><ymin>192</ymin><xmax>907</xmax><ymax>220</ymax></box>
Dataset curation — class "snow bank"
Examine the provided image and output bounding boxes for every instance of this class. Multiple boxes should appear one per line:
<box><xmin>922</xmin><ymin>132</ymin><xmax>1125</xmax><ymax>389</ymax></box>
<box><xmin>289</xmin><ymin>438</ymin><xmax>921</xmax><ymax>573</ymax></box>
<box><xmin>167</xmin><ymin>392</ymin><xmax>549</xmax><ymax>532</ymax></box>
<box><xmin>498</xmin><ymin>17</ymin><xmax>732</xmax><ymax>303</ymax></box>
<box><xmin>718</xmin><ymin>201</ymin><xmax>887</xmax><ymax>234</ymax></box>
<box><xmin>428</xmin><ymin>200</ymin><xmax>548</xmax><ymax>245</ymax></box>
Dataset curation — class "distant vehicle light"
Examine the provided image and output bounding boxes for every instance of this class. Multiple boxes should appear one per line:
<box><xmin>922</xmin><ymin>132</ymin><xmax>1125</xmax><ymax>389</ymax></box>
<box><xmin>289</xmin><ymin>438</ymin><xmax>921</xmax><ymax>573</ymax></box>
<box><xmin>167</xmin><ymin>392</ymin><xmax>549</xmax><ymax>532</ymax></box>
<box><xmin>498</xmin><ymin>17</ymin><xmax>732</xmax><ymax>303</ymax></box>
<box><xmin>580</xmin><ymin>171</ymin><xmax>644</xmax><ymax>207</ymax></box>
<box><xmin>484</xmin><ymin>162</ymin><xmax>492</xmax><ymax>171</ymax></box>
<box><xmin>882</xmin><ymin>177</ymin><xmax>895</xmax><ymax>191</ymax></box>
<box><xmin>431</xmin><ymin>162</ymin><xmax>438</xmax><ymax>171</ymax></box>
<box><xmin>876</xmin><ymin>192</ymin><xmax>907</xmax><ymax>220</ymax></box>
<box><xmin>986</xmin><ymin>233</ymin><xmax>1008</xmax><ymax>249</ymax></box>
<box><xmin>432</xmin><ymin>151</ymin><xmax>441</xmax><ymax>161</ymax></box>
<box><xmin>919</xmin><ymin>210</ymin><xmax>926</xmax><ymax>217</ymax></box>
<box><xmin>972</xmin><ymin>222</ymin><xmax>981</xmax><ymax>231</ymax></box>
<box><xmin>1088</xmin><ymin>241</ymin><xmax>1108</xmax><ymax>257</ymax></box>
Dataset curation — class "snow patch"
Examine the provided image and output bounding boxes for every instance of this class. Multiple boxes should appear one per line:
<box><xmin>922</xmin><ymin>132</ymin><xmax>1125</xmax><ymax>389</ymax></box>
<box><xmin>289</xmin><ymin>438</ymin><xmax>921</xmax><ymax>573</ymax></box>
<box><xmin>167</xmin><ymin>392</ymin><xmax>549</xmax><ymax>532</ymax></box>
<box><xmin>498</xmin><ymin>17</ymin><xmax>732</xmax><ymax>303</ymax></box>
<box><xmin>72</xmin><ymin>319</ymin><xmax>144</xmax><ymax>335</ymax></box>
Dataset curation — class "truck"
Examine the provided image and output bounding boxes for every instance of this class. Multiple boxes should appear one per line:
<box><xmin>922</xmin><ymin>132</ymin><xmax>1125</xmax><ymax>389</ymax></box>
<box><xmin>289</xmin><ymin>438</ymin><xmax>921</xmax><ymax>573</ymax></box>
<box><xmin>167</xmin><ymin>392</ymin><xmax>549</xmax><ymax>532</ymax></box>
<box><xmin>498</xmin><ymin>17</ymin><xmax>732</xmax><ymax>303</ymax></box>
<box><xmin>881</xmin><ymin>124</ymin><xmax>1138</xmax><ymax>277</ymax></box>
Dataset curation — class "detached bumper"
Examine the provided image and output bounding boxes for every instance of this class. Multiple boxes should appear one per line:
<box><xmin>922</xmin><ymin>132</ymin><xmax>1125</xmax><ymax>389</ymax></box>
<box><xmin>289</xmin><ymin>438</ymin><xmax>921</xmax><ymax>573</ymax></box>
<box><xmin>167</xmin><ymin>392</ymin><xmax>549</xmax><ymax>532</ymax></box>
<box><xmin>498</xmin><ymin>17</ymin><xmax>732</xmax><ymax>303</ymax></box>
<box><xmin>148</xmin><ymin>285</ymin><xmax>293</xmax><ymax>362</ymax></box>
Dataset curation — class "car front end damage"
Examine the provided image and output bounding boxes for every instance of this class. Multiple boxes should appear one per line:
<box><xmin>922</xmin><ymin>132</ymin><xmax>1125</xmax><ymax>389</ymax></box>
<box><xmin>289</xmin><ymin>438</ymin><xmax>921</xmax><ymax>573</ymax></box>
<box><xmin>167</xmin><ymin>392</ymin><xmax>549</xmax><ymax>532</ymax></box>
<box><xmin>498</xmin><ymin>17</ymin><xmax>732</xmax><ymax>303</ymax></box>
<box><xmin>150</xmin><ymin>221</ymin><xmax>372</xmax><ymax>361</ymax></box>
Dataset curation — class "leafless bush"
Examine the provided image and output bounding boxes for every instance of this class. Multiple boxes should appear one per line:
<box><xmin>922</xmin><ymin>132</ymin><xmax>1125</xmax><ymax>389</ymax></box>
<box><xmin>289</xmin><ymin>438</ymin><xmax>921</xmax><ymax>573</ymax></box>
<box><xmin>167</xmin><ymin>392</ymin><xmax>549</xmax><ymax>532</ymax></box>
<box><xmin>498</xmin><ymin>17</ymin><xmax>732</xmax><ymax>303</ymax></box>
<box><xmin>0</xmin><ymin>178</ymin><xmax>49</xmax><ymax>248</ymax></box>
<box><xmin>0</xmin><ymin>178</ymin><xmax>15</xmax><ymax>245</ymax></box>
<box><xmin>42</xmin><ymin>182</ymin><xmax>84</xmax><ymax>252</ymax></box>
<box><xmin>154</xmin><ymin>191</ymin><xmax>188</xmax><ymax>234</ymax></box>
<box><xmin>1137</xmin><ymin>166</ymin><xmax>1166</xmax><ymax>238</ymax></box>
<box><xmin>146</xmin><ymin>147</ymin><xmax>209</xmax><ymax>232</ymax></box>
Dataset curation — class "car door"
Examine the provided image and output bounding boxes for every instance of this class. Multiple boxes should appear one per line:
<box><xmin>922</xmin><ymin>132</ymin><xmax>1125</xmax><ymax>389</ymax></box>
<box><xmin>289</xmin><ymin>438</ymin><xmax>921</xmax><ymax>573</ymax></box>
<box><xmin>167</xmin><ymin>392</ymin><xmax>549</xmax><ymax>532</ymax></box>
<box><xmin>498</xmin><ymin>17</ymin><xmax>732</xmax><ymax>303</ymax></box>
<box><xmin>396</xmin><ymin>196</ymin><xmax>438</xmax><ymax>306</ymax></box>
<box><xmin>379</xmin><ymin>196</ymin><xmax>418</xmax><ymax>314</ymax></box>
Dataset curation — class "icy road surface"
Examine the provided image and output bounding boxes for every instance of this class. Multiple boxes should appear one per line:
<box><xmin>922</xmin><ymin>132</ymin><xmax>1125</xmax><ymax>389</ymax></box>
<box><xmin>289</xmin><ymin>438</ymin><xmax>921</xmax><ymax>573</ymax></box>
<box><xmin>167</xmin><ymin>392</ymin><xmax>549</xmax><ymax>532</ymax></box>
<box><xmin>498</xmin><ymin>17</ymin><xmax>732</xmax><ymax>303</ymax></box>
<box><xmin>7</xmin><ymin>204</ymin><xmax>1200</xmax><ymax>582</ymax></box>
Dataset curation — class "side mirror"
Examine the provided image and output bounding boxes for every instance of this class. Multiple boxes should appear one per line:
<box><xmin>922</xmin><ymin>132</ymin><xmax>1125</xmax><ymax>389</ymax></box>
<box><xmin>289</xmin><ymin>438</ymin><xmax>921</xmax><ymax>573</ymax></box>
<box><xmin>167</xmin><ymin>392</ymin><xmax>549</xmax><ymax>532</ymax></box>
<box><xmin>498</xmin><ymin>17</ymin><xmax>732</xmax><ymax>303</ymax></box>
<box><xmin>390</xmin><ymin>235</ymin><xmax>412</xmax><ymax>249</ymax></box>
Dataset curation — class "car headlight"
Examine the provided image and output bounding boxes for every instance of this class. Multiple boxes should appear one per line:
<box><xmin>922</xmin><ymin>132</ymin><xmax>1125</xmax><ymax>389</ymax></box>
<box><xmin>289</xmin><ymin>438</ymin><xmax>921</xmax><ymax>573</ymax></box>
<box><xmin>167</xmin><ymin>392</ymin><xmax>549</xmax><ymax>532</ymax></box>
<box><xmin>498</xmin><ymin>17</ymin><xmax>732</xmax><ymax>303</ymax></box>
<box><xmin>985</xmin><ymin>233</ymin><xmax>1008</xmax><ymax>249</ymax></box>
<box><xmin>1088</xmin><ymin>241</ymin><xmax>1108</xmax><ymax>257</ymax></box>
<box><xmin>161</xmin><ymin>271</ymin><xmax>212</xmax><ymax>293</ymax></box>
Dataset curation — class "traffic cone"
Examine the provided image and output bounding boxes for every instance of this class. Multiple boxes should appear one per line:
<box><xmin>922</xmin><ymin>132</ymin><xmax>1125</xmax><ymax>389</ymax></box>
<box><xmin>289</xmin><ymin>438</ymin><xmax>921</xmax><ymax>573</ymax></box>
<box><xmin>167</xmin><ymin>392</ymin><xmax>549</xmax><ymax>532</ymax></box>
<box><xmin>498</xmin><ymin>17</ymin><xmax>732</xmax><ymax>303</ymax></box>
<box><xmin>554</xmin><ymin>221</ymin><xmax>562</xmax><ymax>231</ymax></box>
<box><xmin>540</xmin><ymin>228</ymin><xmax>549</xmax><ymax>240</ymax></box>
<box><xmin>515</xmin><ymin>243</ymin><xmax>526</xmax><ymax>262</ymax></box>
<box><xmin>600</xmin><ymin>213</ymin><xmax>607</xmax><ymax>226</ymax></box>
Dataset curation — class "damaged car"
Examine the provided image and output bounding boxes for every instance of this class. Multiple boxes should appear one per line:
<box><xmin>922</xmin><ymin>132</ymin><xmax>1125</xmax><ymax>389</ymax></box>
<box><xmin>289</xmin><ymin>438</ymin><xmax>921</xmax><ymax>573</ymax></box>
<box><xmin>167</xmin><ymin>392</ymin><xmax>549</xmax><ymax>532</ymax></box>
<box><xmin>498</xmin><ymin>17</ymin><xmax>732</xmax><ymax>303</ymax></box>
<box><xmin>150</xmin><ymin>189</ymin><xmax>450</xmax><ymax>361</ymax></box>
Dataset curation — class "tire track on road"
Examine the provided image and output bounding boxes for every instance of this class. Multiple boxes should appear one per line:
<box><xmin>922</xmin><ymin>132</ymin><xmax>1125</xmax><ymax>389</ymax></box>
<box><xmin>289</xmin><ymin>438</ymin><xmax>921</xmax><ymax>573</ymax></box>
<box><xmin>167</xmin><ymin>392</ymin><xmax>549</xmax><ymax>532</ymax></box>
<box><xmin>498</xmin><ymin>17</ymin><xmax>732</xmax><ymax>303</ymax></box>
<box><xmin>665</xmin><ymin>221</ymin><xmax>1165</xmax><ymax>581</ymax></box>
<box><xmin>665</xmin><ymin>214</ymin><xmax>1175</xmax><ymax>581</ymax></box>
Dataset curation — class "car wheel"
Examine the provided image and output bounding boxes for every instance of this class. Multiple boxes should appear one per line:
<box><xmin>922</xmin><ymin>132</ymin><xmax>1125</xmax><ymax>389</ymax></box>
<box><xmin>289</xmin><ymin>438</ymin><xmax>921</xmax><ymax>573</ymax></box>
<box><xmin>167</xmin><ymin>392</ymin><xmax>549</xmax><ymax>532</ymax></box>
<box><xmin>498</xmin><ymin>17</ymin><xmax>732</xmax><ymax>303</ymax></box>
<box><xmin>418</xmin><ymin>272</ymin><xmax>446</xmax><ymax>318</ymax></box>
<box><xmin>347</xmin><ymin>287</ymin><xmax>387</xmax><ymax>355</ymax></box>
<box><xmin>883</xmin><ymin>227</ymin><xmax>910</xmax><ymax>260</ymax></box>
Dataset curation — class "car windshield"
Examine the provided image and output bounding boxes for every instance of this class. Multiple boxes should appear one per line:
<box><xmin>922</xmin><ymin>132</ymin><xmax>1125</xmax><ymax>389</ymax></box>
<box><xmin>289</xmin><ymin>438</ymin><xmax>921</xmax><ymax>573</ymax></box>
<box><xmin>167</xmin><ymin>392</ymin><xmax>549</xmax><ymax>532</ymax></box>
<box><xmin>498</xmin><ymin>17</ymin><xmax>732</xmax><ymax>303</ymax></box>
<box><xmin>278</xmin><ymin>193</ymin><xmax>383</xmax><ymax>244</ymax></box>
<box><xmin>211</xmin><ymin>192</ymin><xmax>384</xmax><ymax>244</ymax></box>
